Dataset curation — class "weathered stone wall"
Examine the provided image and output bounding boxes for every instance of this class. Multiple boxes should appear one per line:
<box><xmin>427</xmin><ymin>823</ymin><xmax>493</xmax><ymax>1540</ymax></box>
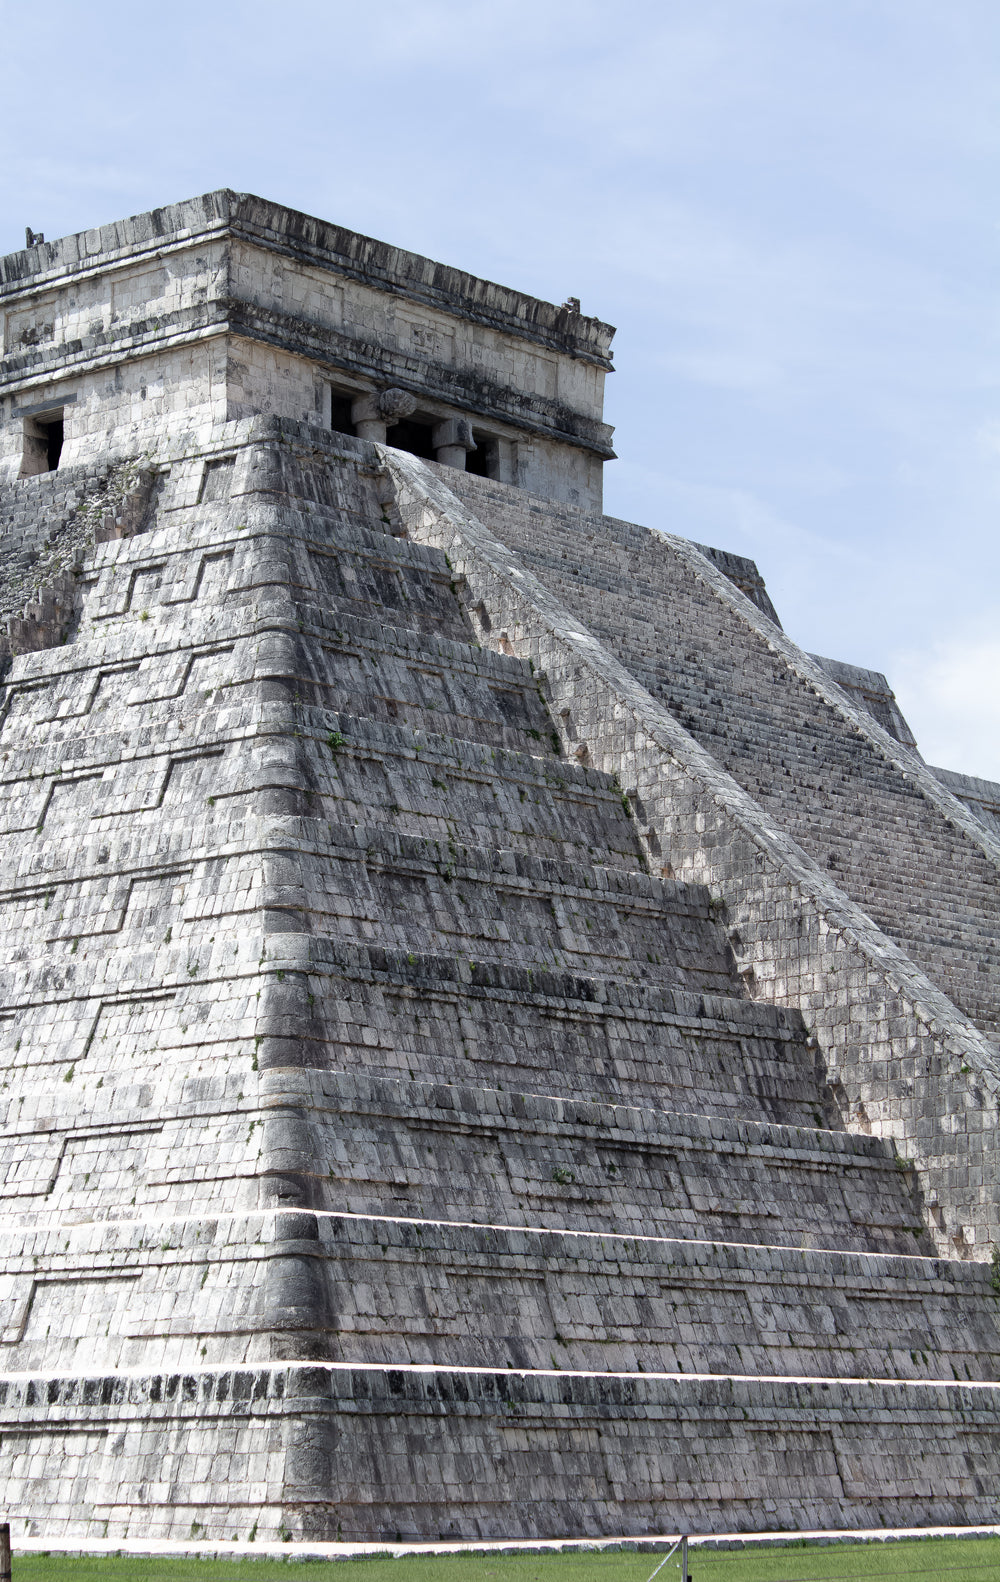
<box><xmin>0</xmin><ymin>194</ymin><xmax>613</xmax><ymax>507</ymax></box>
<box><xmin>693</xmin><ymin>542</ymin><xmax>782</xmax><ymax>626</ymax></box>
<box><xmin>3</xmin><ymin>1210</ymin><xmax>996</xmax><ymax>1380</ymax></box>
<box><xmin>0</xmin><ymin>457</ymin><xmax>155</xmax><ymax>653</ymax></box>
<box><xmin>810</xmin><ymin>653</ymin><xmax>919</xmax><ymax>749</ymax></box>
<box><xmin>392</xmin><ymin>454</ymin><xmax>1000</xmax><ymax>1257</ymax></box>
<box><xmin>437</xmin><ymin>467</ymin><xmax>1000</xmax><ymax>1043</ymax></box>
<box><xmin>5</xmin><ymin>1364</ymin><xmax>1000</xmax><ymax>1542</ymax></box>
<box><xmin>1</xmin><ymin>417</ymin><xmax>999</xmax><ymax>1545</ymax></box>
<box><xmin>932</xmin><ymin>766</ymin><xmax>1000</xmax><ymax>837</ymax></box>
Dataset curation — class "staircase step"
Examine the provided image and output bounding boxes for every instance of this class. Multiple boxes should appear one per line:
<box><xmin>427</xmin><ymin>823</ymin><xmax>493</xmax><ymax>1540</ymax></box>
<box><xmin>259</xmin><ymin>1070</ymin><xmax>931</xmax><ymax>1256</ymax></box>
<box><xmin>0</xmin><ymin>1210</ymin><xmax>992</xmax><ymax>1381</ymax></box>
<box><xmin>3</xmin><ymin>1360</ymin><xmax>999</xmax><ymax>1538</ymax></box>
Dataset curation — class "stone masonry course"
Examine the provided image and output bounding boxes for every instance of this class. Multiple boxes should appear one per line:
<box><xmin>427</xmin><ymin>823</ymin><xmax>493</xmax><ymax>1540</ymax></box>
<box><xmin>0</xmin><ymin>195</ymin><xmax>997</xmax><ymax>1547</ymax></box>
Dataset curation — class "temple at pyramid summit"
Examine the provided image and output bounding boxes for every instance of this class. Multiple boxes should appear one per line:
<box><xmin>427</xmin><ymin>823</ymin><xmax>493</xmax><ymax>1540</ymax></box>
<box><xmin>1</xmin><ymin>189</ymin><xmax>1000</xmax><ymax>1546</ymax></box>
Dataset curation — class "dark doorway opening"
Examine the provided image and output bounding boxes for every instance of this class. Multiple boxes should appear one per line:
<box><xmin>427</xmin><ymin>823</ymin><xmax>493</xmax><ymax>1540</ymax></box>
<box><xmin>330</xmin><ymin>393</ymin><xmax>356</xmax><ymax>437</ymax></box>
<box><xmin>42</xmin><ymin>418</ymin><xmax>64</xmax><ymax>471</ymax></box>
<box><xmin>465</xmin><ymin>435</ymin><xmax>497</xmax><ymax>478</ymax></box>
<box><xmin>21</xmin><ymin>411</ymin><xmax>65</xmax><ymax>476</ymax></box>
<box><xmin>386</xmin><ymin>418</ymin><xmax>437</xmax><ymax>461</ymax></box>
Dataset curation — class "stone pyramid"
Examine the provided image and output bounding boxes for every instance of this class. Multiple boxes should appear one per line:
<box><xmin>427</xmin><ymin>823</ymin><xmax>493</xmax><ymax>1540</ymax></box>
<box><xmin>1</xmin><ymin>194</ymin><xmax>999</xmax><ymax>1546</ymax></box>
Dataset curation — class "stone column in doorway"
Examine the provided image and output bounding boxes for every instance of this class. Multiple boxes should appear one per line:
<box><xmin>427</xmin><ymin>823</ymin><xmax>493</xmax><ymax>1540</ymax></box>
<box><xmin>351</xmin><ymin>388</ymin><xmax>418</xmax><ymax>443</ymax></box>
<box><xmin>432</xmin><ymin>416</ymin><xmax>477</xmax><ymax>469</ymax></box>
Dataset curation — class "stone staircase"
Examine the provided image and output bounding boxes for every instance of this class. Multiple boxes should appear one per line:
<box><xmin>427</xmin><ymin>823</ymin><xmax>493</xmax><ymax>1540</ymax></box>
<box><xmin>0</xmin><ymin>420</ymin><xmax>999</xmax><ymax>1543</ymax></box>
<box><xmin>443</xmin><ymin>470</ymin><xmax>1000</xmax><ymax>1044</ymax></box>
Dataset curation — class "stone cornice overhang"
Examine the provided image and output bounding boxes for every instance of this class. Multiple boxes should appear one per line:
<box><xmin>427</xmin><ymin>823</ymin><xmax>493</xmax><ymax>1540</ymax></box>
<box><xmin>0</xmin><ymin>299</ymin><xmax>616</xmax><ymax>460</ymax></box>
<box><xmin>0</xmin><ymin>189</ymin><xmax>616</xmax><ymax>371</ymax></box>
<box><xmin>226</xmin><ymin>199</ymin><xmax>616</xmax><ymax>372</ymax></box>
<box><xmin>225</xmin><ymin>300</ymin><xmax>616</xmax><ymax>457</ymax></box>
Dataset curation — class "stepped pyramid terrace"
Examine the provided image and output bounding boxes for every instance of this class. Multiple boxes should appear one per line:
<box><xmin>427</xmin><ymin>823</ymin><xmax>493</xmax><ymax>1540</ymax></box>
<box><xmin>0</xmin><ymin>191</ymin><xmax>999</xmax><ymax>1544</ymax></box>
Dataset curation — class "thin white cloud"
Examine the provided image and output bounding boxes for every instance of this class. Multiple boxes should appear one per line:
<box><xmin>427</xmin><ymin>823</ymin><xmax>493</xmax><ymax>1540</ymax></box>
<box><xmin>891</xmin><ymin>631</ymin><xmax>1000</xmax><ymax>781</ymax></box>
<box><xmin>1</xmin><ymin>0</ymin><xmax>997</xmax><ymax>782</ymax></box>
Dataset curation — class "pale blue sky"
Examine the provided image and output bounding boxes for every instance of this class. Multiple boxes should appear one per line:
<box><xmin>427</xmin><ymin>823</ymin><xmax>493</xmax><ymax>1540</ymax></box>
<box><xmin>3</xmin><ymin>0</ymin><xmax>998</xmax><ymax>775</ymax></box>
